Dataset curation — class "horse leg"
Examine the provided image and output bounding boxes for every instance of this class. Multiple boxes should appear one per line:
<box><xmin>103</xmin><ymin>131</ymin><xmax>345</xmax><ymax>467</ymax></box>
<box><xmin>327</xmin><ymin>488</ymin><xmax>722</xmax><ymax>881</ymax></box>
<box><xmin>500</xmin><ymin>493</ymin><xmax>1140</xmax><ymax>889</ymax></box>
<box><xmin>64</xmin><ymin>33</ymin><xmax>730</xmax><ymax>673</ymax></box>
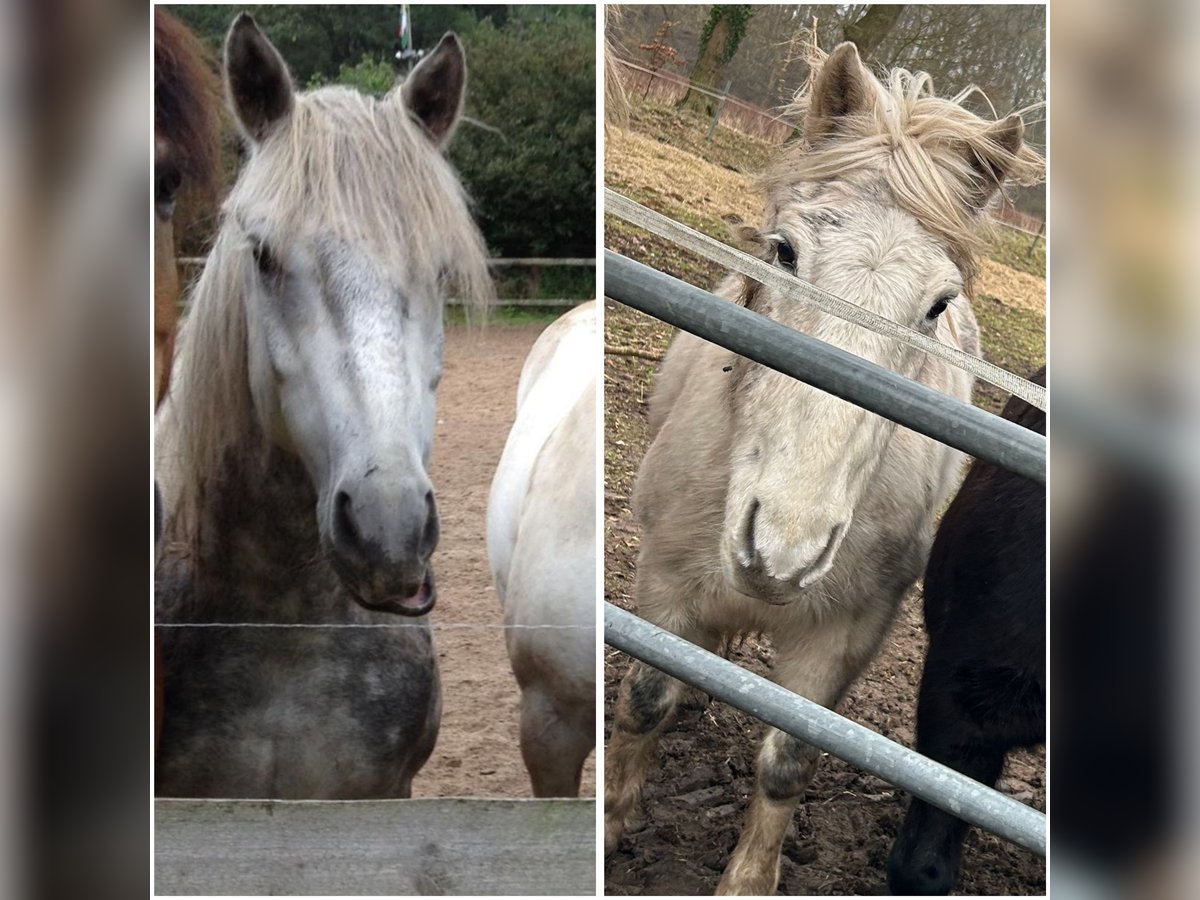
<box><xmin>886</xmin><ymin>739</ymin><xmax>1005</xmax><ymax>895</ymax></box>
<box><xmin>718</xmin><ymin>610</ymin><xmax>892</xmax><ymax>895</ymax></box>
<box><xmin>887</xmin><ymin>651</ymin><xmax>1013</xmax><ymax>895</ymax></box>
<box><xmin>520</xmin><ymin>687</ymin><xmax>593</xmax><ymax>798</ymax></box>
<box><xmin>604</xmin><ymin>613</ymin><xmax>720</xmax><ymax>856</ymax></box>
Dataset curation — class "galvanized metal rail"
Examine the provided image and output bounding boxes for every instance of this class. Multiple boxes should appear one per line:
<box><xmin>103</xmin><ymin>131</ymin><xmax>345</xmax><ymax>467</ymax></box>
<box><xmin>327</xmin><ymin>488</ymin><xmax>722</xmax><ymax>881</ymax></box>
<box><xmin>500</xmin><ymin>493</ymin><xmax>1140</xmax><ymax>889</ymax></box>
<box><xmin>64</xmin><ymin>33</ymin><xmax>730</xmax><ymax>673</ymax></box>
<box><xmin>605</xmin><ymin>603</ymin><xmax>1047</xmax><ymax>857</ymax></box>
<box><xmin>605</xmin><ymin>250</ymin><xmax>1046</xmax><ymax>483</ymax></box>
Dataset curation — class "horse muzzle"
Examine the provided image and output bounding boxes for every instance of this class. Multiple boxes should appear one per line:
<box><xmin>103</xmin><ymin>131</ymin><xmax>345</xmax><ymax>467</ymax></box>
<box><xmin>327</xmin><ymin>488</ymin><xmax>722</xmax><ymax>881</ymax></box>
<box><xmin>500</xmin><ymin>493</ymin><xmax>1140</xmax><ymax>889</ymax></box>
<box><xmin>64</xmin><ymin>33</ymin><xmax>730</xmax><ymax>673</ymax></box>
<box><xmin>350</xmin><ymin>566</ymin><xmax>437</xmax><ymax>618</ymax></box>
<box><xmin>325</xmin><ymin>478</ymin><xmax>440</xmax><ymax>616</ymax></box>
<box><xmin>724</xmin><ymin>499</ymin><xmax>847</xmax><ymax>601</ymax></box>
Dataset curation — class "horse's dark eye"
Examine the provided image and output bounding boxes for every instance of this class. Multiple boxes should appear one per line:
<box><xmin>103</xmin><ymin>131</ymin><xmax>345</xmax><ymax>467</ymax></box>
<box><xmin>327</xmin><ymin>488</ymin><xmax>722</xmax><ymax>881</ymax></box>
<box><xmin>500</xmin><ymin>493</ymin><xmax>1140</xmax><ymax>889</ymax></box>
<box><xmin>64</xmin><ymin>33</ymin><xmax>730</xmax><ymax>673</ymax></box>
<box><xmin>156</xmin><ymin>165</ymin><xmax>181</xmax><ymax>206</ymax></box>
<box><xmin>251</xmin><ymin>240</ymin><xmax>278</xmax><ymax>276</ymax></box>
<box><xmin>155</xmin><ymin>162</ymin><xmax>182</xmax><ymax>219</ymax></box>
<box><xmin>776</xmin><ymin>240</ymin><xmax>796</xmax><ymax>270</ymax></box>
<box><xmin>926</xmin><ymin>293</ymin><xmax>955</xmax><ymax>320</ymax></box>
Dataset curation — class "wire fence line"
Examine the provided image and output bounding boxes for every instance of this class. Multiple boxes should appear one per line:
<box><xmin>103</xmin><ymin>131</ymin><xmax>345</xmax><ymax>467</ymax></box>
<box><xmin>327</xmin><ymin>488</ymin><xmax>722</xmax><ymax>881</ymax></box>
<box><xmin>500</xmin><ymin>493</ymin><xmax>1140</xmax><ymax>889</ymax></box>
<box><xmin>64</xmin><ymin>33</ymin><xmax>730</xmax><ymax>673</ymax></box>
<box><xmin>156</xmin><ymin>622</ymin><xmax>595</xmax><ymax>631</ymax></box>
<box><xmin>614</xmin><ymin>57</ymin><xmax>799</xmax><ymax>128</ymax></box>
<box><xmin>993</xmin><ymin>217</ymin><xmax>1044</xmax><ymax>240</ymax></box>
<box><xmin>175</xmin><ymin>257</ymin><xmax>597</xmax><ymax>269</ymax></box>
<box><xmin>175</xmin><ymin>256</ymin><xmax>595</xmax><ymax>309</ymax></box>
<box><xmin>605</xmin><ymin>189</ymin><xmax>1046</xmax><ymax>412</ymax></box>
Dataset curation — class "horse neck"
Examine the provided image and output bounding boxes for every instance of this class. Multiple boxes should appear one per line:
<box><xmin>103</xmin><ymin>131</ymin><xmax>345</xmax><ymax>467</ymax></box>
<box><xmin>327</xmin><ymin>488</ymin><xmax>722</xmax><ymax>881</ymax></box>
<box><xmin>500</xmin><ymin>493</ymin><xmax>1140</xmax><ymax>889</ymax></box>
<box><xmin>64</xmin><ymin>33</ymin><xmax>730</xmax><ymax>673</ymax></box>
<box><xmin>158</xmin><ymin>422</ymin><xmax>357</xmax><ymax>625</ymax></box>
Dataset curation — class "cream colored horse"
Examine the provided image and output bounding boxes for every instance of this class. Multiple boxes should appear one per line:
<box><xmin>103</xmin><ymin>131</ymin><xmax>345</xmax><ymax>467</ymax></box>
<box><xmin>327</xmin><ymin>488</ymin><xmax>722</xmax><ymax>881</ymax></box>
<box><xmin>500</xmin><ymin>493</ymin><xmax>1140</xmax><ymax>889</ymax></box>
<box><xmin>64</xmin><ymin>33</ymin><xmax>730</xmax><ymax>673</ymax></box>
<box><xmin>488</xmin><ymin>302</ymin><xmax>597</xmax><ymax>797</ymax></box>
<box><xmin>604</xmin><ymin>43</ymin><xmax>1043</xmax><ymax>894</ymax></box>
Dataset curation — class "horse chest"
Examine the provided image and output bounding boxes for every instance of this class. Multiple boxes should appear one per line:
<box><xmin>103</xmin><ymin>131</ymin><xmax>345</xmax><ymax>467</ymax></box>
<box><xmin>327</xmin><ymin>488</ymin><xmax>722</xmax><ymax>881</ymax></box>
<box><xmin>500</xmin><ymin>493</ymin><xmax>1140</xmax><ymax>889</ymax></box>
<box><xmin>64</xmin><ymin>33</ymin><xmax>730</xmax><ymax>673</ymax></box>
<box><xmin>159</xmin><ymin>620</ymin><xmax>440</xmax><ymax>799</ymax></box>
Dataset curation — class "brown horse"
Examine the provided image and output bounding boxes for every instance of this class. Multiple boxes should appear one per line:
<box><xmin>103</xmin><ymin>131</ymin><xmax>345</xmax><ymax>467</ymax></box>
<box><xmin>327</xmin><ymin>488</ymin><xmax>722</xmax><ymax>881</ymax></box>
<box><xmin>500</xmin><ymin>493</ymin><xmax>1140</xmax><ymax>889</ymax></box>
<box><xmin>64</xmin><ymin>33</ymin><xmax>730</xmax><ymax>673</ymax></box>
<box><xmin>154</xmin><ymin>8</ymin><xmax>220</xmax><ymax>407</ymax></box>
<box><xmin>154</xmin><ymin>9</ymin><xmax>220</xmax><ymax>750</ymax></box>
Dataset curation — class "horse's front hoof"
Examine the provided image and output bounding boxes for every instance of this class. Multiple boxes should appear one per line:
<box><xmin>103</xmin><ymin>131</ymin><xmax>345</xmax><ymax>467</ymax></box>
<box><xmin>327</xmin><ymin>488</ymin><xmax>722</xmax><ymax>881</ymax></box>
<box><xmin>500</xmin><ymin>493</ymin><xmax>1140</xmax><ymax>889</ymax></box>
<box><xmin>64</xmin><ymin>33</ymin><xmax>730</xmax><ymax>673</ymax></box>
<box><xmin>603</xmin><ymin>815</ymin><xmax>625</xmax><ymax>857</ymax></box>
<box><xmin>716</xmin><ymin>859</ymin><xmax>780</xmax><ymax>896</ymax></box>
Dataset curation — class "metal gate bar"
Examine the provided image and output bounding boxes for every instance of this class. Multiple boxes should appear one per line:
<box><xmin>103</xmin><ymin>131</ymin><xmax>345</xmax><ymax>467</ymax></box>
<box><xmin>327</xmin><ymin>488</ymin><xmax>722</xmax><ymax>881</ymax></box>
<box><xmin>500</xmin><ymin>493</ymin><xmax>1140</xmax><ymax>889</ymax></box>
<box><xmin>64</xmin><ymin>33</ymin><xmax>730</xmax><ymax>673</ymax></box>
<box><xmin>604</xmin><ymin>250</ymin><xmax>1045</xmax><ymax>483</ymax></box>
<box><xmin>605</xmin><ymin>603</ymin><xmax>1047</xmax><ymax>856</ymax></box>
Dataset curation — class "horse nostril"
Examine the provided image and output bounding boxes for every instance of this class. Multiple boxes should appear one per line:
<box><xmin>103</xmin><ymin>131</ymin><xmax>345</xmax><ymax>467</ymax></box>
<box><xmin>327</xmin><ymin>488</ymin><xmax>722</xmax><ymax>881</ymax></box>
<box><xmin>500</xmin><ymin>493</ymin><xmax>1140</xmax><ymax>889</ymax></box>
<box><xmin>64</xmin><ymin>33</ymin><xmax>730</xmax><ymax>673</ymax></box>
<box><xmin>420</xmin><ymin>490</ymin><xmax>439</xmax><ymax>557</ymax></box>
<box><xmin>741</xmin><ymin>499</ymin><xmax>760</xmax><ymax>566</ymax></box>
<box><xmin>334</xmin><ymin>490</ymin><xmax>364</xmax><ymax>555</ymax></box>
<box><xmin>795</xmin><ymin>523</ymin><xmax>844</xmax><ymax>584</ymax></box>
<box><xmin>818</xmin><ymin>524</ymin><xmax>843</xmax><ymax>567</ymax></box>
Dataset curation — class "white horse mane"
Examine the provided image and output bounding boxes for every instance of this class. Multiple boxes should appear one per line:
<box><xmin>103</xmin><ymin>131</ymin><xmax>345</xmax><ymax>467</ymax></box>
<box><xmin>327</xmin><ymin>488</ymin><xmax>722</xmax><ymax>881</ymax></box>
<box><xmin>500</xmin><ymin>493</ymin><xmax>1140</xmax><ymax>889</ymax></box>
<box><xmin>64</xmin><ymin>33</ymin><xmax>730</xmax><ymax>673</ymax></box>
<box><xmin>162</xmin><ymin>83</ymin><xmax>493</xmax><ymax>540</ymax></box>
<box><xmin>763</xmin><ymin>45</ymin><xmax>1045</xmax><ymax>285</ymax></box>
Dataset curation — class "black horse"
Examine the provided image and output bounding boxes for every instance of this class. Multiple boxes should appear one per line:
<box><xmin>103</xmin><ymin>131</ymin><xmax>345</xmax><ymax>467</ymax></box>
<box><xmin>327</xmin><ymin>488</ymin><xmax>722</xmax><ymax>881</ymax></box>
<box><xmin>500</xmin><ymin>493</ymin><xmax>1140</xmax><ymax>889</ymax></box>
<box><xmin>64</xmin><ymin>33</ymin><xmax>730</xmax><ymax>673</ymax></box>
<box><xmin>887</xmin><ymin>367</ymin><xmax>1046</xmax><ymax>895</ymax></box>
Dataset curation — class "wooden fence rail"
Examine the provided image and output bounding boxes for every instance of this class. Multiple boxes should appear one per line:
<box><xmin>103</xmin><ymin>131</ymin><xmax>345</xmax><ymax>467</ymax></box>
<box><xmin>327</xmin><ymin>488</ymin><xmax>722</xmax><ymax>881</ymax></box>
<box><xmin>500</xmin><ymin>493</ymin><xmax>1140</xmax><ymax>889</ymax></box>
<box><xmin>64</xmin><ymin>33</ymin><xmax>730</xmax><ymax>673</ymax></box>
<box><xmin>174</xmin><ymin>257</ymin><xmax>594</xmax><ymax>309</ymax></box>
<box><xmin>155</xmin><ymin>797</ymin><xmax>596</xmax><ymax>896</ymax></box>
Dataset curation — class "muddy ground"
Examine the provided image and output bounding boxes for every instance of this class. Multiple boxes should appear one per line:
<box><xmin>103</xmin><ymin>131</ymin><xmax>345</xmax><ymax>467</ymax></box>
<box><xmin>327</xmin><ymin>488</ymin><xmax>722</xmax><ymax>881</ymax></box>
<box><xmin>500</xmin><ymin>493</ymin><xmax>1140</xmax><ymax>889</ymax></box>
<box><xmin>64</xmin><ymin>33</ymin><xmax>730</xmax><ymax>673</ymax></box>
<box><xmin>415</xmin><ymin>321</ymin><xmax>596</xmax><ymax>800</ymax></box>
<box><xmin>603</xmin><ymin>302</ymin><xmax>1044</xmax><ymax>896</ymax></box>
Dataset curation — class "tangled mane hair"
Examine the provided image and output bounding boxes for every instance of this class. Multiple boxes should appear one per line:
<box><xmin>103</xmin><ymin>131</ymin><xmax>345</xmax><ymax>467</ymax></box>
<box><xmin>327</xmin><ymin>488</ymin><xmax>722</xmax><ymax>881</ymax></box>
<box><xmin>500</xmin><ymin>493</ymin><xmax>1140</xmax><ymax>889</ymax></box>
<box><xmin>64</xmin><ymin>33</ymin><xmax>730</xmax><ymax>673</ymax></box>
<box><xmin>154</xmin><ymin>9</ymin><xmax>220</xmax><ymax>194</ymax></box>
<box><xmin>160</xmin><ymin>81</ymin><xmax>493</xmax><ymax>542</ymax></box>
<box><xmin>604</xmin><ymin>6</ymin><xmax>629</xmax><ymax>129</ymax></box>
<box><xmin>761</xmin><ymin>43</ymin><xmax>1044</xmax><ymax>286</ymax></box>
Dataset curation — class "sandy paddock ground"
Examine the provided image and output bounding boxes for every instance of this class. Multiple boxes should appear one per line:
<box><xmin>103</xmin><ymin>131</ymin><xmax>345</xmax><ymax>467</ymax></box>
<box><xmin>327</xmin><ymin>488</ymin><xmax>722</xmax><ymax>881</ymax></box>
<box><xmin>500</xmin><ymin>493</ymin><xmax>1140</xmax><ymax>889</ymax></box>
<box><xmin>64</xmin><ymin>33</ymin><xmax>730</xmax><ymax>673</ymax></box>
<box><xmin>415</xmin><ymin>321</ymin><xmax>597</xmax><ymax>800</ymax></box>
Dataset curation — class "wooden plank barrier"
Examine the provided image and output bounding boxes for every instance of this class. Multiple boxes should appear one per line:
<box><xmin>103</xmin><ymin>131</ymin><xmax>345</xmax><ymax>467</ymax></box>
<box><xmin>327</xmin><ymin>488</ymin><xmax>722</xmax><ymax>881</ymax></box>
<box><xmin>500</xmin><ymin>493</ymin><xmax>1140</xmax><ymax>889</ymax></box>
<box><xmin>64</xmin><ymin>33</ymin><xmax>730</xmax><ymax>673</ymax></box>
<box><xmin>155</xmin><ymin>797</ymin><xmax>595</xmax><ymax>896</ymax></box>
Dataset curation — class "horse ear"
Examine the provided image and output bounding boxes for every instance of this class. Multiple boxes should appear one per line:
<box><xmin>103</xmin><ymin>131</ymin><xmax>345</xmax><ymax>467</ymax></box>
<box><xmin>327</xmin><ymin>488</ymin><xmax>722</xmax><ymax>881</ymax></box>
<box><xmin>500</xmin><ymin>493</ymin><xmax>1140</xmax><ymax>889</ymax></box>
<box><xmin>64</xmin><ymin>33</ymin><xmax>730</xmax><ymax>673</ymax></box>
<box><xmin>224</xmin><ymin>13</ymin><xmax>294</xmax><ymax>143</ymax></box>
<box><xmin>805</xmin><ymin>42</ymin><xmax>873</xmax><ymax>143</ymax></box>
<box><xmin>397</xmin><ymin>33</ymin><xmax>466</xmax><ymax>148</ymax></box>
<box><xmin>962</xmin><ymin>113</ymin><xmax>1025</xmax><ymax>210</ymax></box>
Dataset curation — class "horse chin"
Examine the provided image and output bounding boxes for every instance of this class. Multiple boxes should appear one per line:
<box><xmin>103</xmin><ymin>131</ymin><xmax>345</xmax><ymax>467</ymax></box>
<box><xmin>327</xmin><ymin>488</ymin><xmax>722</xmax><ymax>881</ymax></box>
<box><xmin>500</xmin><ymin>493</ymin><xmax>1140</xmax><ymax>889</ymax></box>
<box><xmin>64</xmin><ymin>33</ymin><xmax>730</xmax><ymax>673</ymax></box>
<box><xmin>346</xmin><ymin>568</ymin><xmax>437</xmax><ymax>618</ymax></box>
<box><xmin>722</xmin><ymin>556</ymin><xmax>796</xmax><ymax>606</ymax></box>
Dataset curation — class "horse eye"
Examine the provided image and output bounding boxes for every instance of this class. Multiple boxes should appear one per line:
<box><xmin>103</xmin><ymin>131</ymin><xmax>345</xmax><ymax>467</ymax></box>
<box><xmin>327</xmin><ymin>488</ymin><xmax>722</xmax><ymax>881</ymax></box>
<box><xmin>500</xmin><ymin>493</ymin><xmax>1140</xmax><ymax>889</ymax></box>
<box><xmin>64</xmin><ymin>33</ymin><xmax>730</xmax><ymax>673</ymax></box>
<box><xmin>156</xmin><ymin>165</ymin><xmax>181</xmax><ymax>206</ymax></box>
<box><xmin>155</xmin><ymin>163</ymin><xmax>182</xmax><ymax>219</ymax></box>
<box><xmin>926</xmin><ymin>293</ymin><xmax>956</xmax><ymax>320</ymax></box>
<box><xmin>776</xmin><ymin>240</ymin><xmax>797</xmax><ymax>270</ymax></box>
<box><xmin>251</xmin><ymin>239</ymin><xmax>278</xmax><ymax>276</ymax></box>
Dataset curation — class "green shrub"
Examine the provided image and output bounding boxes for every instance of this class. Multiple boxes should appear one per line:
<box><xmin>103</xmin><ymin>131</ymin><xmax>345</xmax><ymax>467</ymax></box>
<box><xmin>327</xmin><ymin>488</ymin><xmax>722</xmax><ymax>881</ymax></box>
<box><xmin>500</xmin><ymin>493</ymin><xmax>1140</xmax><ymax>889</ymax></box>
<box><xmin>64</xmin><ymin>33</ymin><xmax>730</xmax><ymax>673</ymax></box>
<box><xmin>451</xmin><ymin>15</ymin><xmax>596</xmax><ymax>258</ymax></box>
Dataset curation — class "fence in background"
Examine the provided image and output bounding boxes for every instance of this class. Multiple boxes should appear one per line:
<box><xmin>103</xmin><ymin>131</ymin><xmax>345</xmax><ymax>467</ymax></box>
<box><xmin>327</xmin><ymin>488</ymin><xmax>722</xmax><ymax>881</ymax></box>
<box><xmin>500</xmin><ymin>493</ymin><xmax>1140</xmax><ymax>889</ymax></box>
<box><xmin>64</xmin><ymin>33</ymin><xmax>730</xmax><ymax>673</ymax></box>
<box><xmin>613</xmin><ymin>58</ymin><xmax>1046</xmax><ymax>242</ymax></box>
<box><xmin>175</xmin><ymin>257</ymin><xmax>596</xmax><ymax>308</ymax></box>
<box><xmin>614</xmin><ymin>58</ymin><xmax>795</xmax><ymax>144</ymax></box>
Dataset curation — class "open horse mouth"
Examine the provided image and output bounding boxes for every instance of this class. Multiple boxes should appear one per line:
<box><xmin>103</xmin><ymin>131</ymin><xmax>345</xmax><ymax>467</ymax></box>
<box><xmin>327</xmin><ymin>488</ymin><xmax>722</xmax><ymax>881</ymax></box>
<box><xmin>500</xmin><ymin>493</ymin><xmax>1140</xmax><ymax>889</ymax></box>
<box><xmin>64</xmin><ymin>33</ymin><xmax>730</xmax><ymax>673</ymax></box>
<box><xmin>351</xmin><ymin>568</ymin><xmax>437</xmax><ymax>617</ymax></box>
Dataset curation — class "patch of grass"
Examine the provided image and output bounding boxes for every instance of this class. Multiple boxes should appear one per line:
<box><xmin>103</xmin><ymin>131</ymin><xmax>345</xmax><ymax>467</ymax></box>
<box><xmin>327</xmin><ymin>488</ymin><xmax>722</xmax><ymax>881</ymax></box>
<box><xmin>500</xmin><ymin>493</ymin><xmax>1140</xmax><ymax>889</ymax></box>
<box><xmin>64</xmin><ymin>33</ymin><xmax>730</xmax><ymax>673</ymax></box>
<box><xmin>605</xmin><ymin>128</ymin><xmax>764</xmax><ymax>227</ymax></box>
<box><xmin>444</xmin><ymin>305</ymin><xmax>564</xmax><ymax>328</ymax></box>
<box><xmin>625</xmin><ymin>98</ymin><xmax>777</xmax><ymax>174</ymax></box>
<box><xmin>605</xmin><ymin>216</ymin><xmax>724</xmax><ymax>291</ymax></box>
<box><xmin>604</xmin><ymin>166</ymin><xmax>759</xmax><ymax>294</ymax></box>
<box><xmin>986</xmin><ymin>226</ymin><xmax>1046</xmax><ymax>279</ymax></box>
<box><xmin>492</xmin><ymin>265</ymin><xmax>595</xmax><ymax>302</ymax></box>
<box><xmin>607</xmin><ymin>178</ymin><xmax>735</xmax><ymax>241</ymax></box>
